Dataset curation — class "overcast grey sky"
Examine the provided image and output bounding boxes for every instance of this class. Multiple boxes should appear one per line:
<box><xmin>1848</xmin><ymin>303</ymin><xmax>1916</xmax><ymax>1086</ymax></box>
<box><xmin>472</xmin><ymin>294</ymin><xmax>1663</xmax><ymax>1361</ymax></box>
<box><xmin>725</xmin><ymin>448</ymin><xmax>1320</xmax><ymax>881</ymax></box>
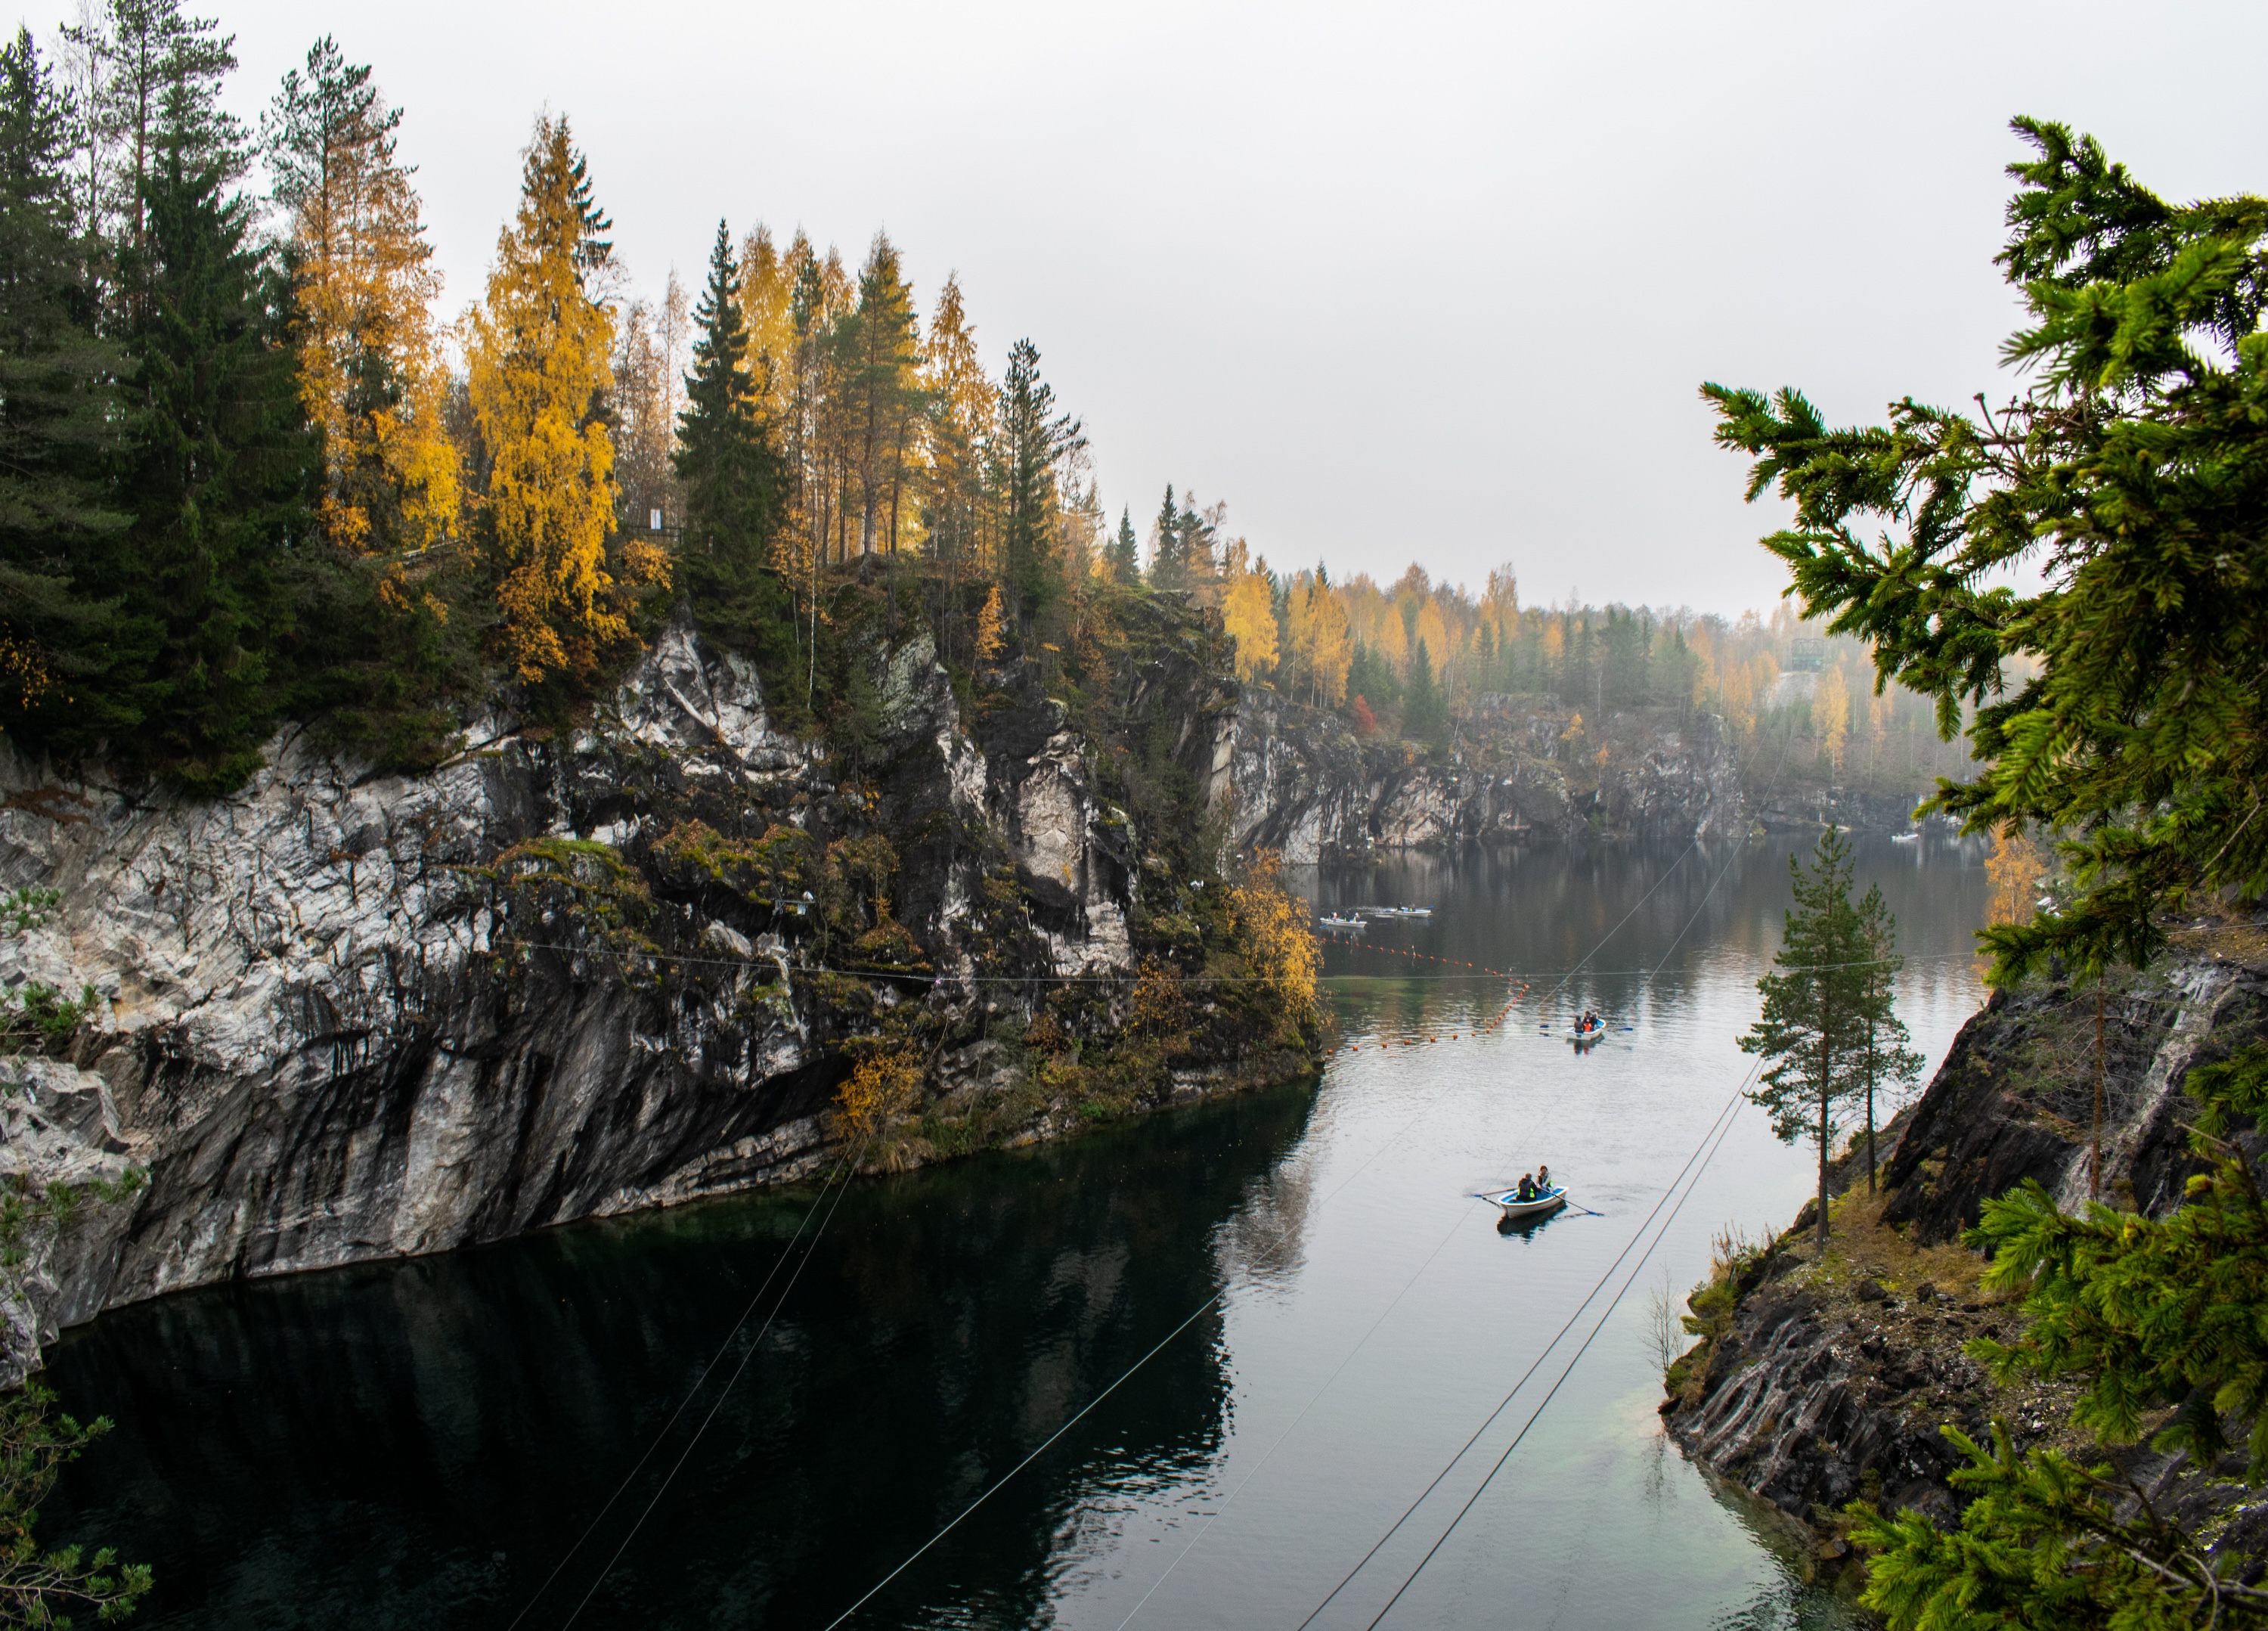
<box><xmin>186</xmin><ymin>0</ymin><xmax>2268</xmax><ymax>613</ymax></box>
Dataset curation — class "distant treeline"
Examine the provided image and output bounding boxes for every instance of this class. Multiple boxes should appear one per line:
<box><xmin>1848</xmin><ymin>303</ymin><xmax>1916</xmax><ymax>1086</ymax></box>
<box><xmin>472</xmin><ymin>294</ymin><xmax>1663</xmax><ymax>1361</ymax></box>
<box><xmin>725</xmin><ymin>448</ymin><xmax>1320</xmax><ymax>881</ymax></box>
<box><xmin>0</xmin><ymin>2</ymin><xmax>1956</xmax><ymax>796</ymax></box>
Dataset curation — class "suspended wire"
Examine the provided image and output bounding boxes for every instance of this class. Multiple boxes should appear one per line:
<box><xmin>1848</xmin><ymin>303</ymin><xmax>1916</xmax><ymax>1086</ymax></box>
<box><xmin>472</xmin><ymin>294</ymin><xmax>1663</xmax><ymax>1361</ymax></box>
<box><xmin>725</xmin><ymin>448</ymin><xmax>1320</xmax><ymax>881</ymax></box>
<box><xmin>814</xmin><ymin>1076</ymin><xmax>1476</xmax><ymax>1631</ymax></box>
<box><xmin>556</xmin><ymin>1146</ymin><xmax>871</xmax><ymax>1628</ymax></box>
<box><xmin>1359</xmin><ymin>1096</ymin><xmax>1749</xmax><ymax>1629</ymax></box>
<box><xmin>771</xmin><ymin>713</ymin><xmax>1823</xmax><ymax>1623</ymax></box>
<box><xmin>1114</xmin><ymin>1130</ymin><xmax>1541</xmax><ymax>1628</ymax></box>
<box><xmin>505</xmin><ymin>1138</ymin><xmax>866</xmax><ymax>1631</ymax></box>
<box><xmin>1290</xmin><ymin>1071</ymin><xmax>1755</xmax><ymax>1631</ymax></box>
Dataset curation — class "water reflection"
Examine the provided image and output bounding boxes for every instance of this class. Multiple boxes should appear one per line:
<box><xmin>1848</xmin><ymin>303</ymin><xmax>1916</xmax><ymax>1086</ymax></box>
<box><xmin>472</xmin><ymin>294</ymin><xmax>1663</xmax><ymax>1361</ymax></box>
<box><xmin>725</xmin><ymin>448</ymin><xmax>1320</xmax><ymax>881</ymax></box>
<box><xmin>40</xmin><ymin>832</ymin><xmax>1983</xmax><ymax>1630</ymax></box>
<box><xmin>45</xmin><ymin>1087</ymin><xmax>1318</xmax><ymax>1629</ymax></box>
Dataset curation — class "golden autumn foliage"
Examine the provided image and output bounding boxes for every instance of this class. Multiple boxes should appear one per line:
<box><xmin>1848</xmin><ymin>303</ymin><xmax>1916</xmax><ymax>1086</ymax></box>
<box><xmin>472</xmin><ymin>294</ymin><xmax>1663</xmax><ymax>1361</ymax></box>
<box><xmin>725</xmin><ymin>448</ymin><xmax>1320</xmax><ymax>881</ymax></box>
<box><xmin>1228</xmin><ymin>850</ymin><xmax>1318</xmax><ymax>1030</ymax></box>
<box><xmin>834</xmin><ymin>1045</ymin><xmax>925</xmax><ymax>1144</ymax></box>
<box><xmin>271</xmin><ymin>40</ymin><xmax>459</xmax><ymax>557</ymax></box>
<box><xmin>1816</xmin><ymin>663</ymin><xmax>1850</xmax><ymax>775</ymax></box>
<box><xmin>0</xmin><ymin>633</ymin><xmax>50</xmax><ymax>719</ymax></box>
<box><xmin>974</xmin><ymin>583</ymin><xmax>1005</xmax><ymax>664</ymax></box>
<box><xmin>1129</xmin><ymin>956</ymin><xmax>1189</xmax><ymax>1037</ymax></box>
<box><xmin>1284</xmin><ymin>573</ymin><xmax>1352</xmax><ymax>705</ymax></box>
<box><xmin>466</xmin><ymin>116</ymin><xmax>665</xmax><ymax>683</ymax></box>
<box><xmin>1223</xmin><ymin>566</ymin><xmax>1277</xmax><ymax>682</ymax></box>
<box><xmin>1987</xmin><ymin>826</ymin><xmax>2050</xmax><ymax>929</ymax></box>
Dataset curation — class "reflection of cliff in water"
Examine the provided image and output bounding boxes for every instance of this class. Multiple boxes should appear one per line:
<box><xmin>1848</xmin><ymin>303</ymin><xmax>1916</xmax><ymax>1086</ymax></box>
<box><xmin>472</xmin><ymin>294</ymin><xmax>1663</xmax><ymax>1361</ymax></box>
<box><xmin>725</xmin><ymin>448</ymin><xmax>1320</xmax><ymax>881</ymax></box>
<box><xmin>44</xmin><ymin>1081</ymin><xmax>1321</xmax><ymax>1629</ymax></box>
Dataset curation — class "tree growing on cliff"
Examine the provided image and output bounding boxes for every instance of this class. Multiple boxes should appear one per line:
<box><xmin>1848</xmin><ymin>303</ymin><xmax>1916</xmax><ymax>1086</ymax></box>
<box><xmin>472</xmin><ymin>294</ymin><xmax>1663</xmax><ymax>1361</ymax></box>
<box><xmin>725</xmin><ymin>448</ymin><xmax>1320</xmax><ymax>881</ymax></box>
<box><xmin>466</xmin><ymin>116</ymin><xmax>664</xmax><ymax>686</ymax></box>
<box><xmin>1706</xmin><ymin>116</ymin><xmax>2268</xmax><ymax>985</ymax></box>
<box><xmin>674</xmin><ymin>219</ymin><xmax>783</xmax><ymax>600</ymax></box>
<box><xmin>1851</xmin><ymin>881</ymin><xmax>1920</xmax><ymax>1193</ymax></box>
<box><xmin>996</xmin><ymin>336</ymin><xmax>1080</xmax><ymax>624</ymax></box>
<box><xmin>1740</xmin><ymin>828</ymin><xmax>1870</xmax><ymax>1250</ymax></box>
<box><xmin>107</xmin><ymin>75</ymin><xmax>312</xmax><ymax>794</ymax></box>
<box><xmin>267</xmin><ymin>36</ymin><xmax>457</xmax><ymax>559</ymax></box>
<box><xmin>1849</xmin><ymin>1046</ymin><xmax>2268</xmax><ymax>1629</ymax></box>
<box><xmin>0</xmin><ymin>28</ymin><xmax>129</xmax><ymax>746</ymax></box>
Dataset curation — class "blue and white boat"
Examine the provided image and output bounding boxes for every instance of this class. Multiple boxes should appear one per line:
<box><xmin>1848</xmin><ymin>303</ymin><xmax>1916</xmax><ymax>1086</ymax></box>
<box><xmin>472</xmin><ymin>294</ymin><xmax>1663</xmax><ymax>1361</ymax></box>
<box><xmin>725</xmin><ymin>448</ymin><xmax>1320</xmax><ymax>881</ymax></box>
<box><xmin>1475</xmin><ymin>1183</ymin><xmax>1566</xmax><ymax>1220</ymax></box>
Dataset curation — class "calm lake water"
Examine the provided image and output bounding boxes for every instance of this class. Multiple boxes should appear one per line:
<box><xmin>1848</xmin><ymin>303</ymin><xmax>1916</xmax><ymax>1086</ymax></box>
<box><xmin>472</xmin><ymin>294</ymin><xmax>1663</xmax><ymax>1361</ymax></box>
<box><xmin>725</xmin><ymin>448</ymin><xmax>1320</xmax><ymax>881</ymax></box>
<box><xmin>44</xmin><ymin>832</ymin><xmax>1990</xmax><ymax>1629</ymax></box>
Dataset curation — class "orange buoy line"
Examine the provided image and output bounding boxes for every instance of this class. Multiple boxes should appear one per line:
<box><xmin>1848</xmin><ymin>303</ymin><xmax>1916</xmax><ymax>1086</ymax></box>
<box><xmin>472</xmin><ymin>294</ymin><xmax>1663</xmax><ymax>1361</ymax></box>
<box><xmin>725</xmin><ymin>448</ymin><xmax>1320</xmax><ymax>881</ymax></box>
<box><xmin>1321</xmin><ymin>971</ymin><xmax>1533</xmax><ymax>1059</ymax></box>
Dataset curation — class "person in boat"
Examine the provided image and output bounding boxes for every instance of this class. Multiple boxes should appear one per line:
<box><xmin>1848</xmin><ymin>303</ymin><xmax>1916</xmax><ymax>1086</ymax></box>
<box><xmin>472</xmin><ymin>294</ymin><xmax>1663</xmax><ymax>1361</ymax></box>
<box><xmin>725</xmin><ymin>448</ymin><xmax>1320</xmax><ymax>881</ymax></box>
<box><xmin>1535</xmin><ymin>1163</ymin><xmax>1551</xmax><ymax>1193</ymax></box>
<box><xmin>1516</xmin><ymin>1172</ymin><xmax>1537</xmax><ymax>1202</ymax></box>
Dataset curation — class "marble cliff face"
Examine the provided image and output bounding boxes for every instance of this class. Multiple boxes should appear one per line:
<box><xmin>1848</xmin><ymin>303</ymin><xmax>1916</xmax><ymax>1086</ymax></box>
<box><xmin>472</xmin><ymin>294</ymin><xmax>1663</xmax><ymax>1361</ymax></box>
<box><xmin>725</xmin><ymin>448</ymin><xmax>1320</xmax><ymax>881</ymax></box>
<box><xmin>0</xmin><ymin>612</ymin><xmax>1753</xmax><ymax>1380</ymax></box>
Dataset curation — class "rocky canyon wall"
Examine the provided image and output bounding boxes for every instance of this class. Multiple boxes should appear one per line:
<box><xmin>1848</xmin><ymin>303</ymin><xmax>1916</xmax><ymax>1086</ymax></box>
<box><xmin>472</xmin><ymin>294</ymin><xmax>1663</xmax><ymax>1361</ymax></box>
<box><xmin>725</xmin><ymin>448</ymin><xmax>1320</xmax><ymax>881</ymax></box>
<box><xmin>0</xmin><ymin>611</ymin><xmax>1287</xmax><ymax>1381</ymax></box>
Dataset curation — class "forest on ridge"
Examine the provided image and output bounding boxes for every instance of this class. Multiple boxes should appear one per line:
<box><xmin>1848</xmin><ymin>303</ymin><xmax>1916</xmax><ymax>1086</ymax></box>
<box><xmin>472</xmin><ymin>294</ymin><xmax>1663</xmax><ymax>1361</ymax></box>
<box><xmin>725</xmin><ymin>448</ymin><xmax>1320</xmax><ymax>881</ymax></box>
<box><xmin>0</xmin><ymin>4</ymin><xmax>1947</xmax><ymax>802</ymax></box>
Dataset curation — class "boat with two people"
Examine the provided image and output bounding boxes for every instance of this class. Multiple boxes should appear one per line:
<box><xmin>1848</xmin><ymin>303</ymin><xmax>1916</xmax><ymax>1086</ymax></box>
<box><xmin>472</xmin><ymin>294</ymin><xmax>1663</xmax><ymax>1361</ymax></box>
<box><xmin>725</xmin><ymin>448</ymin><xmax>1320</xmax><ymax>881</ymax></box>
<box><xmin>1353</xmin><ymin>904</ymin><xmax>1434</xmax><ymax>920</ymax></box>
<box><xmin>1318</xmin><ymin>913</ymin><xmax>1366</xmax><ymax>932</ymax></box>
<box><xmin>1476</xmin><ymin>1166</ymin><xmax>1566</xmax><ymax>1221</ymax></box>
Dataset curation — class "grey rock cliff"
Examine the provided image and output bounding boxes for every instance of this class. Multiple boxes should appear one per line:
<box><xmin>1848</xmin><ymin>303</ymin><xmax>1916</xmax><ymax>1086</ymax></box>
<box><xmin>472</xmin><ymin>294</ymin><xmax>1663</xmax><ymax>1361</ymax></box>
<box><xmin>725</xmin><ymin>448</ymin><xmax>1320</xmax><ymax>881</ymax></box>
<box><xmin>1664</xmin><ymin>938</ymin><xmax>2268</xmax><ymax>1555</ymax></box>
<box><xmin>1228</xmin><ymin>691</ymin><xmax>1745</xmax><ymax>860</ymax></box>
<box><xmin>0</xmin><ymin>614</ymin><xmax>1280</xmax><ymax>1383</ymax></box>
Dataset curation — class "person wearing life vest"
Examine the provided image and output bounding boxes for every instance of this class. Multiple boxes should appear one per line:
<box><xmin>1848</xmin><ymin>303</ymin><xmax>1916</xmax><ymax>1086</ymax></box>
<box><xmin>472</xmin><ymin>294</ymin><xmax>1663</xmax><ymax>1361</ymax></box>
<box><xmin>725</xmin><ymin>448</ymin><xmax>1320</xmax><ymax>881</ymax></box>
<box><xmin>1536</xmin><ymin>1163</ymin><xmax>1551</xmax><ymax>1193</ymax></box>
<box><xmin>1517</xmin><ymin>1173</ymin><xmax>1537</xmax><ymax>1202</ymax></box>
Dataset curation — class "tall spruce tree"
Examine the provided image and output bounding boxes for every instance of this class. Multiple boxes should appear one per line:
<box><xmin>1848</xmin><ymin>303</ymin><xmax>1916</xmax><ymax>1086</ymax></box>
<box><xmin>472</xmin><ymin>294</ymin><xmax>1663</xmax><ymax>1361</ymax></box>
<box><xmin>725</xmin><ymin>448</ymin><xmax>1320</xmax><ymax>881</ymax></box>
<box><xmin>1402</xmin><ymin>637</ymin><xmax>1447</xmax><ymax>745</ymax></box>
<box><xmin>996</xmin><ymin>336</ymin><xmax>1080</xmax><ymax>622</ymax></box>
<box><xmin>1730</xmin><ymin>126</ymin><xmax>2268</xmax><ymax>1629</ymax></box>
<box><xmin>1107</xmin><ymin>505</ymin><xmax>1139</xmax><ymax>584</ymax></box>
<box><xmin>1740</xmin><ymin>827</ymin><xmax>1870</xmax><ymax>1251</ymax></box>
<box><xmin>1851</xmin><ymin>881</ymin><xmax>1921</xmax><ymax>1193</ymax></box>
<box><xmin>674</xmin><ymin>219</ymin><xmax>779</xmax><ymax>585</ymax></box>
<box><xmin>106</xmin><ymin>82</ymin><xmax>312</xmax><ymax>791</ymax></box>
<box><xmin>0</xmin><ymin>27</ymin><xmax>131</xmax><ymax>740</ymax></box>
<box><xmin>1148</xmin><ymin>482</ymin><xmax>1182</xmax><ymax>590</ymax></box>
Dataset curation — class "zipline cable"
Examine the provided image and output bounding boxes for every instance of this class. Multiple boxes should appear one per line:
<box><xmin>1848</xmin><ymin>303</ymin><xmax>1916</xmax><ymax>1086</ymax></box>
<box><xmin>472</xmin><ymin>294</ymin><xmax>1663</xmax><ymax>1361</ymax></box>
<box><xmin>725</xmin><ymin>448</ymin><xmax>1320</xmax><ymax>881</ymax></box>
<box><xmin>1290</xmin><ymin>1068</ymin><xmax>1755</xmax><ymax>1631</ymax></box>
<box><xmin>1114</xmin><ymin>1180</ymin><xmax>1509</xmax><ymax>1628</ymax></box>
<box><xmin>1358</xmin><ymin>1096</ymin><xmax>1749</xmax><ymax>1629</ymax></box>
<box><xmin>818</xmin><ymin>717</ymin><xmax>1806</xmax><ymax>1624</ymax></box>
<box><xmin>501</xmin><ymin>1145</ymin><xmax>863</xmax><ymax>1631</ymax></box>
<box><xmin>556</xmin><ymin>1135</ymin><xmax>872</xmax><ymax>1630</ymax></box>
<box><xmin>815</xmin><ymin>1072</ymin><xmax>1481</xmax><ymax>1631</ymax></box>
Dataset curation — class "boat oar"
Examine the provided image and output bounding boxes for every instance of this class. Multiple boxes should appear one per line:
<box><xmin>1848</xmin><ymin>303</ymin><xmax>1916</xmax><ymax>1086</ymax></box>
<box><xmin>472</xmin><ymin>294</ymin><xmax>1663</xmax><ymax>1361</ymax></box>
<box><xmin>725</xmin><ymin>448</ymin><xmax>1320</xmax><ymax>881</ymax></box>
<box><xmin>1559</xmin><ymin>1197</ymin><xmax>1605</xmax><ymax>1217</ymax></box>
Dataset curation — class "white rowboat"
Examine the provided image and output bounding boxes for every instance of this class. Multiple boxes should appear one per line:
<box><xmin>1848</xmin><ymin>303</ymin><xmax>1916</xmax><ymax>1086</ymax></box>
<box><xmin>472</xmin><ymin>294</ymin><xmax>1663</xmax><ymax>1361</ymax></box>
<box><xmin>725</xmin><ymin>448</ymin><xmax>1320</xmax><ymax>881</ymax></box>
<box><xmin>1475</xmin><ymin>1184</ymin><xmax>1566</xmax><ymax>1219</ymax></box>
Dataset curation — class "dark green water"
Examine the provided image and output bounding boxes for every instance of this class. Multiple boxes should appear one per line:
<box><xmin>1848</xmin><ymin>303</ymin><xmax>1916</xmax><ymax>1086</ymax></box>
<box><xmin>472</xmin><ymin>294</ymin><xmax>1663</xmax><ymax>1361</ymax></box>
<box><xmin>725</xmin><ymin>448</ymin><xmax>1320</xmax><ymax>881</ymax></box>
<box><xmin>43</xmin><ymin>832</ymin><xmax>1990</xmax><ymax>1628</ymax></box>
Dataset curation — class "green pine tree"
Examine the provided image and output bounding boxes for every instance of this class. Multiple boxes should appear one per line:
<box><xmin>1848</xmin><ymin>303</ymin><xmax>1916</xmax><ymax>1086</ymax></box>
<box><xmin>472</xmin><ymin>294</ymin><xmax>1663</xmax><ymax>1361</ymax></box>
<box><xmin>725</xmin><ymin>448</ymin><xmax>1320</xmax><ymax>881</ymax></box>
<box><xmin>1851</xmin><ymin>880</ymin><xmax>1922</xmax><ymax>1193</ymax></box>
<box><xmin>997</xmin><ymin>336</ymin><xmax>1080</xmax><ymax>622</ymax></box>
<box><xmin>1718</xmin><ymin>119</ymin><xmax>2268</xmax><ymax>1631</ymax></box>
<box><xmin>105</xmin><ymin>85</ymin><xmax>313</xmax><ymax>792</ymax></box>
<box><xmin>1402</xmin><ymin>637</ymin><xmax>1446</xmax><ymax>746</ymax></box>
<box><xmin>1707</xmin><ymin>117</ymin><xmax>2268</xmax><ymax>984</ymax></box>
<box><xmin>0</xmin><ymin>27</ymin><xmax>132</xmax><ymax>740</ymax></box>
<box><xmin>1107</xmin><ymin>504</ymin><xmax>1139</xmax><ymax>585</ymax></box>
<box><xmin>674</xmin><ymin>219</ymin><xmax>781</xmax><ymax>592</ymax></box>
<box><xmin>1739</xmin><ymin>827</ymin><xmax>1870</xmax><ymax>1251</ymax></box>
<box><xmin>1148</xmin><ymin>482</ymin><xmax>1182</xmax><ymax>591</ymax></box>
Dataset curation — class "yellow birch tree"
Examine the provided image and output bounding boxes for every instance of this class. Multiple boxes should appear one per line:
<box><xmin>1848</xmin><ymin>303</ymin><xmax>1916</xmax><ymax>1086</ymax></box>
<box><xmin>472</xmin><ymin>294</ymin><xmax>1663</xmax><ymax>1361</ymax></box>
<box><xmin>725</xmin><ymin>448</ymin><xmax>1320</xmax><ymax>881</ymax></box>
<box><xmin>1817</xmin><ymin>663</ymin><xmax>1850</xmax><ymax>775</ymax></box>
<box><xmin>1223</xmin><ymin>563</ymin><xmax>1278</xmax><ymax>682</ymax></box>
<box><xmin>466</xmin><ymin>116</ymin><xmax>662</xmax><ymax>683</ymax></box>
<box><xmin>1309</xmin><ymin>582</ymin><xmax>1352</xmax><ymax>705</ymax></box>
<box><xmin>268</xmin><ymin>39</ymin><xmax>458</xmax><ymax>559</ymax></box>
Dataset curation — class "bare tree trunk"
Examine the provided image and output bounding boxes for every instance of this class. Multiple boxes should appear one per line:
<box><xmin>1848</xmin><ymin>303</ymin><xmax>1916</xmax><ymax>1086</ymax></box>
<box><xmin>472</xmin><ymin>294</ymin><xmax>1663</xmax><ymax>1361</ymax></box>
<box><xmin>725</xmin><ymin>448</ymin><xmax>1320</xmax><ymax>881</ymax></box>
<box><xmin>2093</xmin><ymin>983</ymin><xmax>2106</xmax><ymax>1198</ymax></box>
<box><xmin>1817</xmin><ymin>1009</ymin><xmax>1833</xmax><ymax>1252</ymax></box>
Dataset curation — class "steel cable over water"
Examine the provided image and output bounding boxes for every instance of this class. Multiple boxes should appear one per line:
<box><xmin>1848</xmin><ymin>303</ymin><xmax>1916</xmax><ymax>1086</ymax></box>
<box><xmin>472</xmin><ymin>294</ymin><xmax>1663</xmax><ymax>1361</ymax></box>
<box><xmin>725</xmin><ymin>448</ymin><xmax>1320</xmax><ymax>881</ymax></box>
<box><xmin>1288</xmin><ymin>1068</ymin><xmax>1756</xmax><ymax>1631</ymax></box>
<box><xmin>1115</xmin><ymin>721</ymin><xmax>1811</xmax><ymax>1619</ymax></box>
<box><xmin>503</xmin><ymin>1135</ymin><xmax>869</xmax><ymax>1631</ymax></box>
<box><xmin>556</xmin><ymin>1151</ymin><xmax>871</xmax><ymax>1629</ymax></box>
<box><xmin>813</xmin><ymin>1084</ymin><xmax>1487</xmax><ymax>1631</ymax></box>
<box><xmin>1356</xmin><ymin>1090</ymin><xmax>1751</xmax><ymax>1628</ymax></box>
<box><xmin>818</xmin><ymin>833</ymin><xmax>1730</xmax><ymax>1628</ymax></box>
